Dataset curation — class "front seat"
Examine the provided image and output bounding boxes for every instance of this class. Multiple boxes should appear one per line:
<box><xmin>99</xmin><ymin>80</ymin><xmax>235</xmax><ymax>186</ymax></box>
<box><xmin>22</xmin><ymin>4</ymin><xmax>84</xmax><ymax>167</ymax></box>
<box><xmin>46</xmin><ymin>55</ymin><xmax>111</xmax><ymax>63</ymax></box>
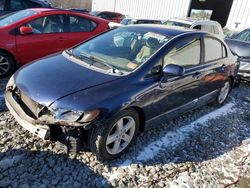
<box><xmin>43</xmin><ymin>16</ymin><xmax>63</xmax><ymax>33</ymax></box>
<box><xmin>135</xmin><ymin>37</ymin><xmax>160</xmax><ymax>63</ymax></box>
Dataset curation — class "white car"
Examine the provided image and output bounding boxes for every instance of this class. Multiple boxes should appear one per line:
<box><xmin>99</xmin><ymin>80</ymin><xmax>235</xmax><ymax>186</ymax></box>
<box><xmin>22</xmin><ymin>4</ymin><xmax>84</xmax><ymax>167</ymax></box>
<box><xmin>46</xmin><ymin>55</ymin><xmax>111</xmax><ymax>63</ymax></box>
<box><xmin>164</xmin><ymin>18</ymin><xmax>224</xmax><ymax>38</ymax></box>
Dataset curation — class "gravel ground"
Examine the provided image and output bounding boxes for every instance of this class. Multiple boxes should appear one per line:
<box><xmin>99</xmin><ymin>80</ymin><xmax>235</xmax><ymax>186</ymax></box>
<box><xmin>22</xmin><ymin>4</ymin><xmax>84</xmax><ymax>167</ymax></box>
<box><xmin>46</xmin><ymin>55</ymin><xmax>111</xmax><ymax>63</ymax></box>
<box><xmin>0</xmin><ymin>77</ymin><xmax>250</xmax><ymax>188</ymax></box>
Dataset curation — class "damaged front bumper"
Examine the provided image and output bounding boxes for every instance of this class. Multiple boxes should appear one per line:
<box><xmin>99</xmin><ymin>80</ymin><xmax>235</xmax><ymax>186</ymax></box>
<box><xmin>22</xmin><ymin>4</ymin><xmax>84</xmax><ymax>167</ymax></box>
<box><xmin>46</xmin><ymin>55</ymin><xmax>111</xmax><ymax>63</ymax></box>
<box><xmin>5</xmin><ymin>90</ymin><xmax>50</xmax><ymax>140</ymax></box>
<box><xmin>5</xmin><ymin>87</ymin><xmax>92</xmax><ymax>141</ymax></box>
<box><xmin>238</xmin><ymin>59</ymin><xmax>250</xmax><ymax>81</ymax></box>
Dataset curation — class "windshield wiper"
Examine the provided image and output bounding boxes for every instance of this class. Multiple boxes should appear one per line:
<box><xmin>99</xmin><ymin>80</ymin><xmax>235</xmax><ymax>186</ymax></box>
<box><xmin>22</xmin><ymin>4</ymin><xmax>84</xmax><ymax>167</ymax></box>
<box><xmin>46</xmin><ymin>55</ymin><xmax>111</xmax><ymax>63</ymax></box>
<box><xmin>79</xmin><ymin>53</ymin><xmax>121</xmax><ymax>74</ymax></box>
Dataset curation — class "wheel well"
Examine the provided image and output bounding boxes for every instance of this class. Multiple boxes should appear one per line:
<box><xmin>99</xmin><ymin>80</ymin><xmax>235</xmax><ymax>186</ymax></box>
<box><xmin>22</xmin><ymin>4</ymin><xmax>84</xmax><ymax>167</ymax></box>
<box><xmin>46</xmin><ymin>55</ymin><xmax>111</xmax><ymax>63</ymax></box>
<box><xmin>0</xmin><ymin>48</ymin><xmax>17</xmax><ymax>68</ymax></box>
<box><xmin>130</xmin><ymin>106</ymin><xmax>146</xmax><ymax>132</ymax></box>
<box><xmin>229</xmin><ymin>76</ymin><xmax>234</xmax><ymax>84</ymax></box>
<box><xmin>229</xmin><ymin>75</ymin><xmax>235</xmax><ymax>89</ymax></box>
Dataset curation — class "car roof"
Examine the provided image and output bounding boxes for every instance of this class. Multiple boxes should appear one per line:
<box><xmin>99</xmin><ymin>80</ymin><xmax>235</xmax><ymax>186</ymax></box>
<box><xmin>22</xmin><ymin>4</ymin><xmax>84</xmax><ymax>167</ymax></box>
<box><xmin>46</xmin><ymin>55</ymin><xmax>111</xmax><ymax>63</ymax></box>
<box><xmin>30</xmin><ymin>8</ymin><xmax>89</xmax><ymax>14</ymax></box>
<box><xmin>124</xmin><ymin>18</ymin><xmax>161</xmax><ymax>21</ymax></box>
<box><xmin>124</xmin><ymin>24</ymin><xmax>199</xmax><ymax>37</ymax></box>
<box><xmin>168</xmin><ymin>17</ymin><xmax>219</xmax><ymax>25</ymax></box>
<box><xmin>30</xmin><ymin>8</ymin><xmax>56</xmax><ymax>12</ymax></box>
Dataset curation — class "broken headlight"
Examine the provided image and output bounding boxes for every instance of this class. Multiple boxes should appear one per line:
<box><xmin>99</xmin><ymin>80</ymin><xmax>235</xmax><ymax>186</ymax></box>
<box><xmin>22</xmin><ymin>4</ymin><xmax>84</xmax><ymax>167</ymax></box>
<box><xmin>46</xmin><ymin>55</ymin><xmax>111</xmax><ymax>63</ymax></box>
<box><xmin>41</xmin><ymin>107</ymin><xmax>100</xmax><ymax>123</ymax></box>
<box><xmin>6</xmin><ymin>75</ymin><xmax>15</xmax><ymax>89</ymax></box>
<box><xmin>239</xmin><ymin>61</ymin><xmax>250</xmax><ymax>71</ymax></box>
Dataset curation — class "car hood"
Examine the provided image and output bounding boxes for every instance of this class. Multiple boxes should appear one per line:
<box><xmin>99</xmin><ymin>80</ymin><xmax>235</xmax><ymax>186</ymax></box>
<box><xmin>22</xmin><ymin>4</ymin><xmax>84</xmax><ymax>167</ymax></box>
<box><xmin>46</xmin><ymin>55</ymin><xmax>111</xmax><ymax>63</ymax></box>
<box><xmin>225</xmin><ymin>38</ymin><xmax>250</xmax><ymax>58</ymax></box>
<box><xmin>14</xmin><ymin>53</ymin><xmax>121</xmax><ymax>106</ymax></box>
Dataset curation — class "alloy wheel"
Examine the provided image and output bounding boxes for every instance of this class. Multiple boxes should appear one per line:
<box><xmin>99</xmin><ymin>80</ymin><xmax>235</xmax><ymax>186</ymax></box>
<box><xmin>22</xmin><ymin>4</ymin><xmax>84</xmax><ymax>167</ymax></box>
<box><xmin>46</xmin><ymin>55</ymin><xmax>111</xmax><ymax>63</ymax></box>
<box><xmin>106</xmin><ymin>116</ymin><xmax>136</xmax><ymax>155</ymax></box>
<box><xmin>218</xmin><ymin>81</ymin><xmax>230</xmax><ymax>104</ymax></box>
<box><xmin>0</xmin><ymin>55</ymin><xmax>10</xmax><ymax>76</ymax></box>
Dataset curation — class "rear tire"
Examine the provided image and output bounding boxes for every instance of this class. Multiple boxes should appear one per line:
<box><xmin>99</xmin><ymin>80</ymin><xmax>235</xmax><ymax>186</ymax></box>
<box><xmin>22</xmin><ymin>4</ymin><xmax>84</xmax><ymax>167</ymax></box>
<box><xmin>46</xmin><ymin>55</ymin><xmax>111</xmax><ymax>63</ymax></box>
<box><xmin>0</xmin><ymin>51</ymin><xmax>15</xmax><ymax>78</ymax></box>
<box><xmin>215</xmin><ymin>79</ymin><xmax>231</xmax><ymax>106</ymax></box>
<box><xmin>88</xmin><ymin>109</ymin><xmax>140</xmax><ymax>160</ymax></box>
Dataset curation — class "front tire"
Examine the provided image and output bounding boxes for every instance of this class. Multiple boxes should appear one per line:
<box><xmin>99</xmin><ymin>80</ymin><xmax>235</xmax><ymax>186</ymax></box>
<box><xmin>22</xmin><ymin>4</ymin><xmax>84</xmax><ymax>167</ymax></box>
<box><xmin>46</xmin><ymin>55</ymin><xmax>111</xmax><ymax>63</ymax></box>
<box><xmin>0</xmin><ymin>51</ymin><xmax>15</xmax><ymax>78</ymax></box>
<box><xmin>89</xmin><ymin>109</ymin><xmax>140</xmax><ymax>160</ymax></box>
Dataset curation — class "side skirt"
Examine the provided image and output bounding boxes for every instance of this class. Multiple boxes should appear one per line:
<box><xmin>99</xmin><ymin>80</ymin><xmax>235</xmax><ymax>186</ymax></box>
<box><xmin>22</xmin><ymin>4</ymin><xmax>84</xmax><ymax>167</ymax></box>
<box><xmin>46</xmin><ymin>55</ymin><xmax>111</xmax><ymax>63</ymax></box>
<box><xmin>144</xmin><ymin>90</ymin><xmax>219</xmax><ymax>130</ymax></box>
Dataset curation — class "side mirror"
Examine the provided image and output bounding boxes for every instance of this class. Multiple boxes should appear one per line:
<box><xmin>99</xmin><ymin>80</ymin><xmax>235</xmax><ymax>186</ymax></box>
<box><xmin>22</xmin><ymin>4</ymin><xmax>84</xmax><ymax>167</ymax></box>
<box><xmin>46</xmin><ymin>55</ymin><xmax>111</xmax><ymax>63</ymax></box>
<box><xmin>163</xmin><ymin>64</ymin><xmax>185</xmax><ymax>77</ymax></box>
<box><xmin>20</xmin><ymin>26</ymin><xmax>33</xmax><ymax>35</ymax></box>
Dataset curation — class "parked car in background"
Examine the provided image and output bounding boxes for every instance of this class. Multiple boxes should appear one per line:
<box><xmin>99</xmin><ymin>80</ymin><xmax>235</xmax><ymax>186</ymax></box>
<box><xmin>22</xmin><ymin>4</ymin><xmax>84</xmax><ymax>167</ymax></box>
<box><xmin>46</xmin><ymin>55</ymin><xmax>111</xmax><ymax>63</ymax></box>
<box><xmin>5</xmin><ymin>25</ymin><xmax>237</xmax><ymax>160</ymax></box>
<box><xmin>164</xmin><ymin>18</ymin><xmax>224</xmax><ymax>38</ymax></box>
<box><xmin>0</xmin><ymin>0</ymin><xmax>51</xmax><ymax>16</ymax></box>
<box><xmin>90</xmin><ymin>11</ymin><xmax>124</xmax><ymax>23</ymax></box>
<box><xmin>225</xmin><ymin>28</ymin><xmax>250</xmax><ymax>81</ymax></box>
<box><xmin>120</xmin><ymin>18</ymin><xmax>162</xmax><ymax>25</ymax></box>
<box><xmin>0</xmin><ymin>8</ymin><xmax>110</xmax><ymax>78</ymax></box>
<box><xmin>68</xmin><ymin>8</ymin><xmax>89</xmax><ymax>14</ymax></box>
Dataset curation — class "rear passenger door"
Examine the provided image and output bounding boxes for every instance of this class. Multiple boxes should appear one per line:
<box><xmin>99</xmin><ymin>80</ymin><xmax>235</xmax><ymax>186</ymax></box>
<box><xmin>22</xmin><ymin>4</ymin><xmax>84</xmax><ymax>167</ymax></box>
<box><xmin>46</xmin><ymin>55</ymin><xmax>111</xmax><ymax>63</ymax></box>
<box><xmin>66</xmin><ymin>15</ymin><xmax>98</xmax><ymax>46</ymax></box>
<box><xmin>200</xmin><ymin>37</ymin><xmax>228</xmax><ymax>94</ymax></box>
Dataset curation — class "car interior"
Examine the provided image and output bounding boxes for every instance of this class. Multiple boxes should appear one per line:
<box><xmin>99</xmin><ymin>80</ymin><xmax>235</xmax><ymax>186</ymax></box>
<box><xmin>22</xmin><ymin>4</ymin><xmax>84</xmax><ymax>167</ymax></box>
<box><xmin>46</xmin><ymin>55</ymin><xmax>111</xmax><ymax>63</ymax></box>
<box><xmin>76</xmin><ymin>31</ymin><xmax>169</xmax><ymax>72</ymax></box>
<box><xmin>27</xmin><ymin>15</ymin><xmax>64</xmax><ymax>34</ymax></box>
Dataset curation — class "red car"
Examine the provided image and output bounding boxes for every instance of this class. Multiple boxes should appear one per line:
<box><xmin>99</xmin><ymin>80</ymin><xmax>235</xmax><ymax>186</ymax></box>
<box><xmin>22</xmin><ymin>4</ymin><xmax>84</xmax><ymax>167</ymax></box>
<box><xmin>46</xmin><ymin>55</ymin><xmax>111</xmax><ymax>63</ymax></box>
<box><xmin>90</xmin><ymin>11</ymin><xmax>124</xmax><ymax>23</ymax></box>
<box><xmin>0</xmin><ymin>8</ymin><xmax>110</xmax><ymax>78</ymax></box>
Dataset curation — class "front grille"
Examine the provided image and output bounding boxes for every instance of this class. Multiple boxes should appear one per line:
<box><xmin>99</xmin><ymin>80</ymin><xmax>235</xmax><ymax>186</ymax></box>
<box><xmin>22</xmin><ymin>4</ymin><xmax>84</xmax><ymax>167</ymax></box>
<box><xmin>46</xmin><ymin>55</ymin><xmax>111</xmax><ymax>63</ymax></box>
<box><xmin>13</xmin><ymin>87</ymin><xmax>41</xmax><ymax>119</ymax></box>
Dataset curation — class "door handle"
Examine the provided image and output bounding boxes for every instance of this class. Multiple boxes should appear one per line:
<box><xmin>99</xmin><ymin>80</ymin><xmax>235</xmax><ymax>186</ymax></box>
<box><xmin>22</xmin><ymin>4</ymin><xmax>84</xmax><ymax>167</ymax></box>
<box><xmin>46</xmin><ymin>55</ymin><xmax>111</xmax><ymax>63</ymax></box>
<box><xmin>193</xmin><ymin>72</ymin><xmax>201</xmax><ymax>79</ymax></box>
<box><xmin>221</xmin><ymin>64</ymin><xmax>226</xmax><ymax>71</ymax></box>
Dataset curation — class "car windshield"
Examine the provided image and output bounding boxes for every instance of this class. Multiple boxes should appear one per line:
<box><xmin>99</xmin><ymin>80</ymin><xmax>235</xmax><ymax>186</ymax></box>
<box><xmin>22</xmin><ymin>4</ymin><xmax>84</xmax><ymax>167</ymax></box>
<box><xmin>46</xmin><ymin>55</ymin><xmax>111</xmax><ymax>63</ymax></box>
<box><xmin>164</xmin><ymin>20</ymin><xmax>191</xmax><ymax>28</ymax></box>
<box><xmin>71</xmin><ymin>27</ymin><xmax>170</xmax><ymax>73</ymax></box>
<box><xmin>120</xmin><ymin>19</ymin><xmax>132</xmax><ymax>25</ymax></box>
<box><xmin>232</xmin><ymin>30</ymin><xmax>250</xmax><ymax>42</ymax></box>
<box><xmin>0</xmin><ymin>10</ymin><xmax>37</xmax><ymax>27</ymax></box>
<box><xmin>89</xmin><ymin>11</ymin><xmax>99</xmax><ymax>16</ymax></box>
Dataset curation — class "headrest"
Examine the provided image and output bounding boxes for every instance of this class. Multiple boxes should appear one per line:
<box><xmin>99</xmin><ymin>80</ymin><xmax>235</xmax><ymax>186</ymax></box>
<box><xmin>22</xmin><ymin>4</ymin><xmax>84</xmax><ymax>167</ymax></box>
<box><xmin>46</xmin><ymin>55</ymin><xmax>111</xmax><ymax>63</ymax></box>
<box><xmin>146</xmin><ymin>37</ymin><xmax>160</xmax><ymax>49</ymax></box>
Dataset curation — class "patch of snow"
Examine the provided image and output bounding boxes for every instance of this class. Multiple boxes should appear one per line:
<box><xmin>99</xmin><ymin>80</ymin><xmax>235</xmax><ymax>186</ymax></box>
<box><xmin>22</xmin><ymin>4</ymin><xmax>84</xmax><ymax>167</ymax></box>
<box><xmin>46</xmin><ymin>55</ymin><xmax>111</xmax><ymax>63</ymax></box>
<box><xmin>119</xmin><ymin>159</ymin><xmax>132</xmax><ymax>168</ymax></box>
<box><xmin>245</xmin><ymin>139</ymin><xmax>250</xmax><ymax>152</ymax></box>
<box><xmin>136</xmin><ymin>102</ymin><xmax>235</xmax><ymax>161</ymax></box>
<box><xmin>0</xmin><ymin>154</ymin><xmax>24</xmax><ymax>171</ymax></box>
<box><xmin>104</xmin><ymin>171</ymin><xmax>120</xmax><ymax>181</ymax></box>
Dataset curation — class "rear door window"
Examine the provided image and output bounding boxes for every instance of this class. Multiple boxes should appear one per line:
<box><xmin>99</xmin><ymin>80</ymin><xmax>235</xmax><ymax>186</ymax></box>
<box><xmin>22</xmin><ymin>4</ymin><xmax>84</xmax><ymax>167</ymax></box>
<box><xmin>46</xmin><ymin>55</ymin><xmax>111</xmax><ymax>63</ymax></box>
<box><xmin>69</xmin><ymin>15</ymin><xmax>96</xmax><ymax>32</ymax></box>
<box><xmin>204</xmin><ymin>37</ymin><xmax>226</xmax><ymax>62</ymax></box>
<box><xmin>0</xmin><ymin>0</ymin><xmax>5</xmax><ymax>11</ymax></box>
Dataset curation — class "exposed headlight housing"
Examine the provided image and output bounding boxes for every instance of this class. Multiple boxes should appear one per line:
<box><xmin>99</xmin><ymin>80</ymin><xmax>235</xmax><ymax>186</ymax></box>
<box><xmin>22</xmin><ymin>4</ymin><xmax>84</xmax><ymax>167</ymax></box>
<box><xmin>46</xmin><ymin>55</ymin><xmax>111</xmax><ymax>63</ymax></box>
<box><xmin>6</xmin><ymin>75</ymin><xmax>15</xmax><ymax>89</ymax></box>
<box><xmin>39</xmin><ymin>107</ymin><xmax>100</xmax><ymax>124</ymax></box>
<box><xmin>239</xmin><ymin>61</ymin><xmax>250</xmax><ymax>71</ymax></box>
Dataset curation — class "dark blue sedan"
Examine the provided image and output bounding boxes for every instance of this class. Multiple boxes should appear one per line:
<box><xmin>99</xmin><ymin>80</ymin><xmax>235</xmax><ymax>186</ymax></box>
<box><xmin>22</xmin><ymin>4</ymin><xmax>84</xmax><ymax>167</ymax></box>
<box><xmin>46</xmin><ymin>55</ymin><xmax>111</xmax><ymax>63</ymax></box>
<box><xmin>5</xmin><ymin>25</ymin><xmax>238</xmax><ymax>160</ymax></box>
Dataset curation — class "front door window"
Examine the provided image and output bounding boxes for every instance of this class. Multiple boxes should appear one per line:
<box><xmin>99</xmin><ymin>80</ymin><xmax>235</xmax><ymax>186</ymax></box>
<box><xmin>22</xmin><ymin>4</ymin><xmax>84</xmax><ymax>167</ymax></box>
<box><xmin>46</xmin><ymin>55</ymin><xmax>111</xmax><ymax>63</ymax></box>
<box><xmin>25</xmin><ymin>15</ymin><xmax>65</xmax><ymax>34</ymax></box>
<box><xmin>164</xmin><ymin>38</ymin><xmax>201</xmax><ymax>69</ymax></box>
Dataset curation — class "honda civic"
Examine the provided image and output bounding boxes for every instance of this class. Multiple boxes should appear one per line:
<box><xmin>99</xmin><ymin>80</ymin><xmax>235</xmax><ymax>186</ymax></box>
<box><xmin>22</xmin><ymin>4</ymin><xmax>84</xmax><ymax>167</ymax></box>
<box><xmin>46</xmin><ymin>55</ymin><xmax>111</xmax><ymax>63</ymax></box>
<box><xmin>5</xmin><ymin>25</ymin><xmax>238</xmax><ymax>160</ymax></box>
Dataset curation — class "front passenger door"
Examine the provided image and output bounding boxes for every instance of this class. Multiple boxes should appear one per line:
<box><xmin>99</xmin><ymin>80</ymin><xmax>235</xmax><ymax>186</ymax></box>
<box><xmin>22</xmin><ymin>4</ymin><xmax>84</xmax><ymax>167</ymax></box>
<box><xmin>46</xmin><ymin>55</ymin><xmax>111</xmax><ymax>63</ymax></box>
<box><xmin>152</xmin><ymin>37</ymin><xmax>205</xmax><ymax>118</ymax></box>
<box><xmin>16</xmin><ymin>14</ymin><xmax>68</xmax><ymax>64</ymax></box>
